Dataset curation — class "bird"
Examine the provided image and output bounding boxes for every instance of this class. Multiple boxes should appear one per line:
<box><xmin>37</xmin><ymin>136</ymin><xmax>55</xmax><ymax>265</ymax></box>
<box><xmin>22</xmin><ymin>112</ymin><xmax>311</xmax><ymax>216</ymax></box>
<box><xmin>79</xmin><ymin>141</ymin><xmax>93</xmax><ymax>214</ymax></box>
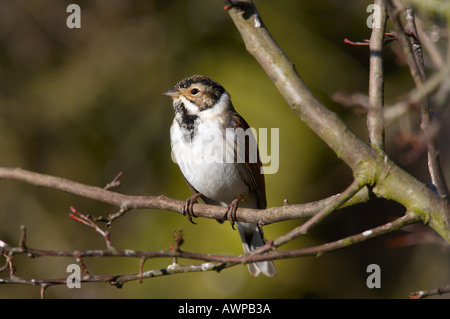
<box><xmin>164</xmin><ymin>75</ymin><xmax>276</xmax><ymax>277</ymax></box>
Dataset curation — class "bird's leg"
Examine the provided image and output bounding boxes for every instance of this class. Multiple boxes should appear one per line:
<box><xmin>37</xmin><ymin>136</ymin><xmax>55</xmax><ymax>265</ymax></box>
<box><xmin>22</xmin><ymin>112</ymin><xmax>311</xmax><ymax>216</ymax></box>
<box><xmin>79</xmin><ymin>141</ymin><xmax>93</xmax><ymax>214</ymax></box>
<box><xmin>223</xmin><ymin>195</ymin><xmax>243</xmax><ymax>230</ymax></box>
<box><xmin>182</xmin><ymin>193</ymin><xmax>202</xmax><ymax>224</ymax></box>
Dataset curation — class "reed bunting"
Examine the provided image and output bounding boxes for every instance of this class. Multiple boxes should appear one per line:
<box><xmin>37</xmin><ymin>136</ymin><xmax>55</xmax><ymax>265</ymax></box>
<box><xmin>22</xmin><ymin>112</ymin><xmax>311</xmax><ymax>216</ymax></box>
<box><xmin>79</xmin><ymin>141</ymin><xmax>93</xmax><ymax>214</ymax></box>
<box><xmin>164</xmin><ymin>75</ymin><xmax>276</xmax><ymax>277</ymax></box>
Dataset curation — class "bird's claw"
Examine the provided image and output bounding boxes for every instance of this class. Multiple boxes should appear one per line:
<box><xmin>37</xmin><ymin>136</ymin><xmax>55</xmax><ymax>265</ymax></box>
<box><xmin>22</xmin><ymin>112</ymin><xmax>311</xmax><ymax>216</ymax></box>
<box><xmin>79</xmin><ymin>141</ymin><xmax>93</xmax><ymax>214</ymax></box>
<box><xmin>223</xmin><ymin>195</ymin><xmax>243</xmax><ymax>230</ymax></box>
<box><xmin>182</xmin><ymin>193</ymin><xmax>202</xmax><ymax>224</ymax></box>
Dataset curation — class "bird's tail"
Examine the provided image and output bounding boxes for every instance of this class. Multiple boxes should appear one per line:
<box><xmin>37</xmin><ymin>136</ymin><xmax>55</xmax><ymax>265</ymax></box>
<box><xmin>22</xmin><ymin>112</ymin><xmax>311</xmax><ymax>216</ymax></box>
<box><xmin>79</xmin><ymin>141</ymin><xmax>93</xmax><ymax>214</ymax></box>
<box><xmin>236</xmin><ymin>222</ymin><xmax>276</xmax><ymax>277</ymax></box>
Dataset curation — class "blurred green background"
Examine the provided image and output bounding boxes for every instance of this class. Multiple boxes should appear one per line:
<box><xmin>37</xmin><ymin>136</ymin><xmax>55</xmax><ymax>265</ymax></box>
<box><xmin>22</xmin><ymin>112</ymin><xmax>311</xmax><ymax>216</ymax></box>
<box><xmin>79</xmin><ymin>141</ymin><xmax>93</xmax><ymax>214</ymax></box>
<box><xmin>0</xmin><ymin>0</ymin><xmax>449</xmax><ymax>298</ymax></box>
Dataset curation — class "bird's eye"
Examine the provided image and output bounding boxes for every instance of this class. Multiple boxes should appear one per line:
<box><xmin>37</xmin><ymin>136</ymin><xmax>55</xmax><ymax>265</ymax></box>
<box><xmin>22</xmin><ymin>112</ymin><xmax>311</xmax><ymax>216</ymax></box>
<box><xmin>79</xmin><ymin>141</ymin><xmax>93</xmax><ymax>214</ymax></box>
<box><xmin>190</xmin><ymin>88</ymin><xmax>200</xmax><ymax>95</ymax></box>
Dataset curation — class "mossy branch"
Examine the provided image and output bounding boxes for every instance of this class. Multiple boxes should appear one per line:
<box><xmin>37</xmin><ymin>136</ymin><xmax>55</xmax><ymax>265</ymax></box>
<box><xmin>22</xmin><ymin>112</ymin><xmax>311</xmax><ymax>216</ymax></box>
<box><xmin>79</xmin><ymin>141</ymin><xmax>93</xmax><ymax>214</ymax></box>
<box><xmin>226</xmin><ymin>0</ymin><xmax>449</xmax><ymax>242</ymax></box>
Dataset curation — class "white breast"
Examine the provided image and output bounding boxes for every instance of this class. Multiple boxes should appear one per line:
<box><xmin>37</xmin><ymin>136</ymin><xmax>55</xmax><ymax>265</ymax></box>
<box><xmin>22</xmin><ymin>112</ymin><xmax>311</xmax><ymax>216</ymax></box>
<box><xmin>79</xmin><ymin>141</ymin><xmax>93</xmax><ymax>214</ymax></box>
<box><xmin>170</xmin><ymin>118</ymin><xmax>250</xmax><ymax>206</ymax></box>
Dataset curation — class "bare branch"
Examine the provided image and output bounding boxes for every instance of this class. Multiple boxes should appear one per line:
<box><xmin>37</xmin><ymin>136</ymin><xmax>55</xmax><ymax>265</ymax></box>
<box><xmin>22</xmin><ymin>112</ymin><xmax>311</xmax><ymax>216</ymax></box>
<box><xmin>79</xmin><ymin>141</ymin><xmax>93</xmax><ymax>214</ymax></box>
<box><xmin>226</xmin><ymin>0</ymin><xmax>378</xmax><ymax>171</ymax></box>
<box><xmin>384</xmin><ymin>70</ymin><xmax>445</xmax><ymax>126</ymax></box>
<box><xmin>410</xmin><ymin>284</ymin><xmax>450</xmax><ymax>299</ymax></box>
<box><xmin>271</xmin><ymin>179</ymin><xmax>364</xmax><ymax>249</ymax></box>
<box><xmin>414</xmin><ymin>17</ymin><xmax>445</xmax><ymax>70</ymax></box>
<box><xmin>386</xmin><ymin>2</ymin><xmax>449</xmax><ymax>202</ymax></box>
<box><xmin>104</xmin><ymin>171</ymin><xmax>123</xmax><ymax>190</ymax></box>
<box><xmin>226</xmin><ymin>1</ymin><xmax>449</xmax><ymax>242</ymax></box>
<box><xmin>0</xmin><ymin>167</ymin><xmax>371</xmax><ymax>227</ymax></box>
<box><xmin>344</xmin><ymin>38</ymin><xmax>371</xmax><ymax>46</ymax></box>
<box><xmin>0</xmin><ymin>211</ymin><xmax>421</xmax><ymax>296</ymax></box>
<box><xmin>367</xmin><ymin>0</ymin><xmax>388</xmax><ymax>150</ymax></box>
<box><xmin>69</xmin><ymin>207</ymin><xmax>113</xmax><ymax>249</ymax></box>
<box><xmin>405</xmin><ymin>8</ymin><xmax>426</xmax><ymax>82</ymax></box>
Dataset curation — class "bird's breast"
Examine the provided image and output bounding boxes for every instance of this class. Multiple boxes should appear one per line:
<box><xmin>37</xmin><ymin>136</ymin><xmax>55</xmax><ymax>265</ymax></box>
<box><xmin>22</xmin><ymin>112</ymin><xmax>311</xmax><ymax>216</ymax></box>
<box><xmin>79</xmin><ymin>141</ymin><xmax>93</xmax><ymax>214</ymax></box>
<box><xmin>170</xmin><ymin>120</ymin><xmax>250</xmax><ymax>204</ymax></box>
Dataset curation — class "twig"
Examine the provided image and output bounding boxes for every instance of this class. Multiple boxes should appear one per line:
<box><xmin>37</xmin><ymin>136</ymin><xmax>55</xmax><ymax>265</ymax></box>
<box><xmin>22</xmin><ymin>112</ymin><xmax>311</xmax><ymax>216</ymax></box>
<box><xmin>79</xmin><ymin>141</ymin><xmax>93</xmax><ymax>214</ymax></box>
<box><xmin>386</xmin><ymin>2</ymin><xmax>449</xmax><ymax>202</ymax></box>
<box><xmin>344</xmin><ymin>38</ymin><xmax>370</xmax><ymax>46</ymax></box>
<box><xmin>138</xmin><ymin>257</ymin><xmax>146</xmax><ymax>284</ymax></box>
<box><xmin>19</xmin><ymin>225</ymin><xmax>27</xmax><ymax>250</ymax></box>
<box><xmin>276</xmin><ymin>179</ymin><xmax>364</xmax><ymax>247</ymax></box>
<box><xmin>414</xmin><ymin>17</ymin><xmax>445</xmax><ymax>69</ymax></box>
<box><xmin>344</xmin><ymin>34</ymin><xmax>396</xmax><ymax>47</ymax></box>
<box><xmin>386</xmin><ymin>2</ymin><xmax>423</xmax><ymax>86</ymax></box>
<box><xmin>104</xmin><ymin>171</ymin><xmax>123</xmax><ymax>190</ymax></box>
<box><xmin>244</xmin><ymin>179</ymin><xmax>365</xmax><ymax>257</ymax></box>
<box><xmin>410</xmin><ymin>284</ymin><xmax>450</xmax><ymax>299</ymax></box>
<box><xmin>384</xmin><ymin>70</ymin><xmax>445</xmax><ymax>126</ymax></box>
<box><xmin>0</xmin><ymin>211</ymin><xmax>421</xmax><ymax>295</ymax></box>
<box><xmin>169</xmin><ymin>228</ymin><xmax>184</xmax><ymax>265</ymax></box>
<box><xmin>75</xmin><ymin>254</ymin><xmax>91</xmax><ymax>277</ymax></box>
<box><xmin>245</xmin><ymin>211</ymin><xmax>421</xmax><ymax>262</ymax></box>
<box><xmin>405</xmin><ymin>9</ymin><xmax>426</xmax><ymax>82</ymax></box>
<box><xmin>40</xmin><ymin>284</ymin><xmax>48</xmax><ymax>299</ymax></box>
<box><xmin>331</xmin><ymin>91</ymin><xmax>369</xmax><ymax>116</ymax></box>
<box><xmin>0</xmin><ymin>258</ymin><xmax>232</xmax><ymax>289</ymax></box>
<box><xmin>367</xmin><ymin>0</ymin><xmax>388</xmax><ymax>150</ymax></box>
<box><xmin>69</xmin><ymin>206</ymin><xmax>113</xmax><ymax>249</ymax></box>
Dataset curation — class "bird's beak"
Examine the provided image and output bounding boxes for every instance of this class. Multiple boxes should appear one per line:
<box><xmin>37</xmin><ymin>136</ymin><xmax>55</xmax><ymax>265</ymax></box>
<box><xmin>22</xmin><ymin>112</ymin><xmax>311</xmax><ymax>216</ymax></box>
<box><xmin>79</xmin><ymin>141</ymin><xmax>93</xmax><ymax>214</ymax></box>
<box><xmin>163</xmin><ymin>87</ymin><xmax>180</xmax><ymax>98</ymax></box>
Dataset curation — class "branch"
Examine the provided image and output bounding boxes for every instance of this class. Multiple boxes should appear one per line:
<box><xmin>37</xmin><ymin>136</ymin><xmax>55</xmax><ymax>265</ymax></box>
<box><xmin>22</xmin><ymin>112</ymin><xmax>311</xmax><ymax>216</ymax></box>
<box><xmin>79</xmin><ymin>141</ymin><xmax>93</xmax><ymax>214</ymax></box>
<box><xmin>3</xmin><ymin>213</ymin><xmax>421</xmax><ymax>265</ymax></box>
<box><xmin>271</xmin><ymin>179</ymin><xmax>364</xmax><ymax>249</ymax></box>
<box><xmin>410</xmin><ymin>284</ymin><xmax>450</xmax><ymax>299</ymax></box>
<box><xmin>384</xmin><ymin>70</ymin><xmax>445</xmax><ymax>126</ymax></box>
<box><xmin>227</xmin><ymin>1</ymin><xmax>378</xmax><ymax>172</ymax></box>
<box><xmin>414</xmin><ymin>15</ymin><xmax>445</xmax><ymax>70</ymax></box>
<box><xmin>0</xmin><ymin>167</ymin><xmax>369</xmax><ymax>226</ymax></box>
<box><xmin>0</xmin><ymin>167</ymin><xmax>428</xmax><ymax>298</ymax></box>
<box><xmin>226</xmin><ymin>0</ymin><xmax>449</xmax><ymax>242</ymax></box>
<box><xmin>405</xmin><ymin>8</ymin><xmax>449</xmax><ymax>201</ymax></box>
<box><xmin>0</xmin><ymin>210</ymin><xmax>421</xmax><ymax>298</ymax></box>
<box><xmin>367</xmin><ymin>0</ymin><xmax>388</xmax><ymax>149</ymax></box>
<box><xmin>386</xmin><ymin>2</ymin><xmax>450</xmax><ymax>202</ymax></box>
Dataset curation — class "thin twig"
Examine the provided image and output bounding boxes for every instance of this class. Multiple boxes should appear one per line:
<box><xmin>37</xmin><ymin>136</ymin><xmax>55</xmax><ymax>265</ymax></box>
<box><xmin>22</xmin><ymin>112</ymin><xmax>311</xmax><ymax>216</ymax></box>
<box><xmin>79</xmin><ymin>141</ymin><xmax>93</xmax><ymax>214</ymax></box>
<box><xmin>104</xmin><ymin>171</ymin><xmax>123</xmax><ymax>190</ymax></box>
<box><xmin>0</xmin><ymin>211</ymin><xmax>421</xmax><ymax>293</ymax></box>
<box><xmin>386</xmin><ymin>2</ymin><xmax>449</xmax><ymax>202</ymax></box>
<box><xmin>75</xmin><ymin>254</ymin><xmax>91</xmax><ymax>277</ymax></box>
<box><xmin>384</xmin><ymin>70</ymin><xmax>445</xmax><ymax>126</ymax></box>
<box><xmin>367</xmin><ymin>0</ymin><xmax>388</xmax><ymax>150</ymax></box>
<box><xmin>138</xmin><ymin>257</ymin><xmax>146</xmax><ymax>284</ymax></box>
<box><xmin>405</xmin><ymin>8</ymin><xmax>426</xmax><ymax>82</ymax></box>
<box><xmin>248</xmin><ymin>179</ymin><xmax>365</xmax><ymax>256</ymax></box>
<box><xmin>272</xmin><ymin>179</ymin><xmax>364</xmax><ymax>248</ymax></box>
<box><xmin>19</xmin><ymin>225</ymin><xmax>27</xmax><ymax>250</ymax></box>
<box><xmin>410</xmin><ymin>284</ymin><xmax>450</xmax><ymax>299</ymax></box>
<box><xmin>344</xmin><ymin>38</ymin><xmax>370</xmax><ymax>46</ymax></box>
<box><xmin>40</xmin><ymin>284</ymin><xmax>48</xmax><ymax>299</ymax></box>
<box><xmin>414</xmin><ymin>16</ymin><xmax>445</xmax><ymax>69</ymax></box>
<box><xmin>245</xmin><ymin>211</ymin><xmax>421</xmax><ymax>262</ymax></box>
<box><xmin>69</xmin><ymin>207</ymin><xmax>113</xmax><ymax>249</ymax></box>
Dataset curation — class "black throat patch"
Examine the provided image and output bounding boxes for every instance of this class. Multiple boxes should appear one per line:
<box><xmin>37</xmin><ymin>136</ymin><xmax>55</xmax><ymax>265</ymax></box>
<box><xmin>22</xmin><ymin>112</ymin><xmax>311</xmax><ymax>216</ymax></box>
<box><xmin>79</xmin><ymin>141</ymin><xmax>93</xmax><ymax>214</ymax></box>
<box><xmin>174</xmin><ymin>101</ymin><xmax>198</xmax><ymax>141</ymax></box>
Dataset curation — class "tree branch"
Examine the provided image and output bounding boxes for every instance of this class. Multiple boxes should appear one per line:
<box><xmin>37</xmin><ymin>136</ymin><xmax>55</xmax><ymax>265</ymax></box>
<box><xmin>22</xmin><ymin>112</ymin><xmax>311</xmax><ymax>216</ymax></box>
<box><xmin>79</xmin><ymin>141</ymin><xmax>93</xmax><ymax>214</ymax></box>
<box><xmin>410</xmin><ymin>284</ymin><xmax>450</xmax><ymax>299</ymax></box>
<box><xmin>386</xmin><ymin>1</ymin><xmax>450</xmax><ymax>202</ymax></box>
<box><xmin>226</xmin><ymin>0</ymin><xmax>449</xmax><ymax>242</ymax></box>
<box><xmin>271</xmin><ymin>179</ymin><xmax>364</xmax><ymax>249</ymax></box>
<box><xmin>0</xmin><ymin>166</ymin><xmax>369</xmax><ymax>226</ymax></box>
<box><xmin>368</xmin><ymin>0</ymin><xmax>388</xmax><ymax>150</ymax></box>
<box><xmin>0</xmin><ymin>210</ymin><xmax>421</xmax><ymax>298</ymax></box>
<box><xmin>227</xmin><ymin>1</ymin><xmax>377</xmax><ymax>172</ymax></box>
